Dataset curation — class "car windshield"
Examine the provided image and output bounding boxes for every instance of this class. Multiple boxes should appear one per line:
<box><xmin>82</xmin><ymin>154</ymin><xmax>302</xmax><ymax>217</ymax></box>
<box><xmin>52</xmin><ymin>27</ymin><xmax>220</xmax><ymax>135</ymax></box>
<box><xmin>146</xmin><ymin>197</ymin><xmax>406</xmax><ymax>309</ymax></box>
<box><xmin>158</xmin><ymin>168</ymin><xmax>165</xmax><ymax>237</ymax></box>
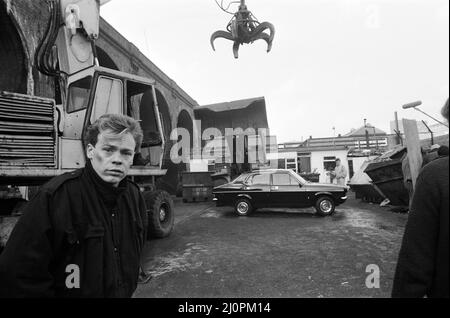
<box><xmin>289</xmin><ymin>170</ymin><xmax>308</xmax><ymax>184</ymax></box>
<box><xmin>231</xmin><ymin>174</ymin><xmax>249</xmax><ymax>184</ymax></box>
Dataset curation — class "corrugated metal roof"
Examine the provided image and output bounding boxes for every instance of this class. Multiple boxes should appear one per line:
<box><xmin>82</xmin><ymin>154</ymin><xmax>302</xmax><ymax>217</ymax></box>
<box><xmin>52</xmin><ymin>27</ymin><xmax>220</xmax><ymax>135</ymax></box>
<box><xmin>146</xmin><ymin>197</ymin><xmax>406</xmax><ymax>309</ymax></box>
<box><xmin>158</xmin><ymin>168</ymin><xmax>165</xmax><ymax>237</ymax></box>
<box><xmin>195</xmin><ymin>97</ymin><xmax>265</xmax><ymax>112</ymax></box>
<box><xmin>345</xmin><ymin>125</ymin><xmax>387</xmax><ymax>137</ymax></box>
<box><xmin>278</xmin><ymin>145</ymin><xmax>348</xmax><ymax>153</ymax></box>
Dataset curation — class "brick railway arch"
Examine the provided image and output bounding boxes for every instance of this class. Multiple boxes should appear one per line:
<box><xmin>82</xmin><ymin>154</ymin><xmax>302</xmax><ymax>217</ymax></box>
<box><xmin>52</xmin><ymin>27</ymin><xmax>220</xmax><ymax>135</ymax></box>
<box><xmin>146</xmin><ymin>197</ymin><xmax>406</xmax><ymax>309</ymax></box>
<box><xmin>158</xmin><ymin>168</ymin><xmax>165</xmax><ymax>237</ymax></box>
<box><xmin>173</xmin><ymin>110</ymin><xmax>194</xmax><ymax>194</ymax></box>
<box><xmin>95</xmin><ymin>46</ymin><xmax>119</xmax><ymax>70</ymax></box>
<box><xmin>0</xmin><ymin>3</ymin><xmax>28</xmax><ymax>94</ymax></box>
<box><xmin>177</xmin><ymin>109</ymin><xmax>194</xmax><ymax>151</ymax></box>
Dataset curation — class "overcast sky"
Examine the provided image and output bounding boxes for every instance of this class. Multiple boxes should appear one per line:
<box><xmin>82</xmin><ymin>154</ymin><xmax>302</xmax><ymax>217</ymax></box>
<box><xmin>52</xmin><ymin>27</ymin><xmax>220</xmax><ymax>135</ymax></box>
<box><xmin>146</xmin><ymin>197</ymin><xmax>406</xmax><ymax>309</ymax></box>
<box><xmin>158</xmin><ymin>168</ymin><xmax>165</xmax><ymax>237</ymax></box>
<box><xmin>101</xmin><ymin>0</ymin><xmax>449</xmax><ymax>143</ymax></box>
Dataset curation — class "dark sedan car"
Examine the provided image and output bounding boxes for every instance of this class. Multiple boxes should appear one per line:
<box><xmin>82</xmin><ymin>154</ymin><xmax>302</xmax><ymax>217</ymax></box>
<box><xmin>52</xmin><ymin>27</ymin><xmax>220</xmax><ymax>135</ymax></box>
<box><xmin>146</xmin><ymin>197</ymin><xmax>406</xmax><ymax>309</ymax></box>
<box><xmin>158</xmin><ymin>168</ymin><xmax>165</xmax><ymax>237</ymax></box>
<box><xmin>212</xmin><ymin>169</ymin><xmax>348</xmax><ymax>216</ymax></box>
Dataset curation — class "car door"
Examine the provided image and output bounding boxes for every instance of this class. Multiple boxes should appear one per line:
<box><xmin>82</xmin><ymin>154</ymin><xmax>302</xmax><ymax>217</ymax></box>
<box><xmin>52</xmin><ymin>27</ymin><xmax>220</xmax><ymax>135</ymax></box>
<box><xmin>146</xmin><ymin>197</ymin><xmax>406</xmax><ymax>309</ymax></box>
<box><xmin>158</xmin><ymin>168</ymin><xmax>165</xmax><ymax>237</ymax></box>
<box><xmin>270</xmin><ymin>172</ymin><xmax>304</xmax><ymax>207</ymax></box>
<box><xmin>244</xmin><ymin>173</ymin><xmax>271</xmax><ymax>207</ymax></box>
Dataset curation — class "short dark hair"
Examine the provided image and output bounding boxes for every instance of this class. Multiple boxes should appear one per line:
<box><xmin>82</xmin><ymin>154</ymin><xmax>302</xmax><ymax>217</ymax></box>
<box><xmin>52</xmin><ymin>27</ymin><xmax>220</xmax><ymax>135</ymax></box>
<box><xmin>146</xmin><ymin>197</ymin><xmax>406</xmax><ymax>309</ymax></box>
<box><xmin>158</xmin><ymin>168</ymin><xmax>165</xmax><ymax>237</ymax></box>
<box><xmin>335</xmin><ymin>158</ymin><xmax>341</xmax><ymax>162</ymax></box>
<box><xmin>84</xmin><ymin>114</ymin><xmax>143</xmax><ymax>151</ymax></box>
<box><xmin>441</xmin><ymin>98</ymin><xmax>449</xmax><ymax>122</ymax></box>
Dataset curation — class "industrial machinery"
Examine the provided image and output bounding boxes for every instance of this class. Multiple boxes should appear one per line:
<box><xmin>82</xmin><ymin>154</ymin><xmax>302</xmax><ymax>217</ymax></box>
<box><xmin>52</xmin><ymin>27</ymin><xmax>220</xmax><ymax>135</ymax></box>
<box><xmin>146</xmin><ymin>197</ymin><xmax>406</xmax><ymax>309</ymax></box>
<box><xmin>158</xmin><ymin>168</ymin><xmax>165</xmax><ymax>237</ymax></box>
<box><xmin>211</xmin><ymin>0</ymin><xmax>275</xmax><ymax>58</ymax></box>
<box><xmin>0</xmin><ymin>0</ymin><xmax>175</xmax><ymax>248</ymax></box>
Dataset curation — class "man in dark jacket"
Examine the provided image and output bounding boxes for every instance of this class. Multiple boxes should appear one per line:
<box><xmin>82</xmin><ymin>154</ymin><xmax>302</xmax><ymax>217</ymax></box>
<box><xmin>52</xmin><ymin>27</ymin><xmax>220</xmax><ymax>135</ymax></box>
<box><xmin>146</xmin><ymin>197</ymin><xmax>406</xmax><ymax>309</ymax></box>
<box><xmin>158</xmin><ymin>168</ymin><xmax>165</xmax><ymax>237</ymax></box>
<box><xmin>0</xmin><ymin>114</ymin><xmax>148</xmax><ymax>297</ymax></box>
<box><xmin>392</xmin><ymin>99</ymin><xmax>449</xmax><ymax>298</ymax></box>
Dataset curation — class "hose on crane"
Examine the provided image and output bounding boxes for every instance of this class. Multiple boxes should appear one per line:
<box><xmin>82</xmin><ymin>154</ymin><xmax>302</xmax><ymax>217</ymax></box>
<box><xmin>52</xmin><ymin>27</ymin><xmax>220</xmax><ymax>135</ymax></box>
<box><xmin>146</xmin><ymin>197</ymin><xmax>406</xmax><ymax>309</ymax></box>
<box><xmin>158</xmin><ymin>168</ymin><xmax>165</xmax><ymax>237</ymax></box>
<box><xmin>34</xmin><ymin>0</ymin><xmax>66</xmax><ymax>78</ymax></box>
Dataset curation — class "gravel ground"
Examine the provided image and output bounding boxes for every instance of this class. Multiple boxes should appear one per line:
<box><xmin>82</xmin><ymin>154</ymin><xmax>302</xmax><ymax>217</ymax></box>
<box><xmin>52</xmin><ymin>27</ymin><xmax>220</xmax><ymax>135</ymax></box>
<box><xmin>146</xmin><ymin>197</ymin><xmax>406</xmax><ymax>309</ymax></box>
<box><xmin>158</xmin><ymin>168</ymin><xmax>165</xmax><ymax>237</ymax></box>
<box><xmin>135</xmin><ymin>193</ymin><xmax>408</xmax><ymax>298</ymax></box>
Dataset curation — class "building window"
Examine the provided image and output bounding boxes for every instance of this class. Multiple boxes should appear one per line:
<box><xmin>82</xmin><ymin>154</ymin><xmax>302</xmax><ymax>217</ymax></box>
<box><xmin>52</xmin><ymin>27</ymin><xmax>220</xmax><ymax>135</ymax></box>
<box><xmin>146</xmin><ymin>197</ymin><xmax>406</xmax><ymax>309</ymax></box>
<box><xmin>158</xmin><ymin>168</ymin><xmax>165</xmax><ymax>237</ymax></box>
<box><xmin>286</xmin><ymin>158</ymin><xmax>297</xmax><ymax>172</ymax></box>
<box><xmin>277</xmin><ymin>159</ymin><xmax>285</xmax><ymax>169</ymax></box>
<box><xmin>323</xmin><ymin>156</ymin><xmax>336</xmax><ymax>172</ymax></box>
<box><xmin>348</xmin><ymin>159</ymin><xmax>354</xmax><ymax>179</ymax></box>
<box><xmin>297</xmin><ymin>152</ymin><xmax>311</xmax><ymax>173</ymax></box>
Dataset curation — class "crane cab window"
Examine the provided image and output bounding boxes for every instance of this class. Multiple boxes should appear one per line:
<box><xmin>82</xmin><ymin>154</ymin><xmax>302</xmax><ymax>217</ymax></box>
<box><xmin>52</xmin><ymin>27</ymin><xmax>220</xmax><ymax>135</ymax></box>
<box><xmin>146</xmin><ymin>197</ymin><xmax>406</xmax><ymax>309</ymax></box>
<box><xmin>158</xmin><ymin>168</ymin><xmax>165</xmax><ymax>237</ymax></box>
<box><xmin>127</xmin><ymin>81</ymin><xmax>161</xmax><ymax>147</ymax></box>
<box><xmin>67</xmin><ymin>76</ymin><xmax>92</xmax><ymax>113</ymax></box>
<box><xmin>90</xmin><ymin>76</ymin><xmax>123</xmax><ymax>122</ymax></box>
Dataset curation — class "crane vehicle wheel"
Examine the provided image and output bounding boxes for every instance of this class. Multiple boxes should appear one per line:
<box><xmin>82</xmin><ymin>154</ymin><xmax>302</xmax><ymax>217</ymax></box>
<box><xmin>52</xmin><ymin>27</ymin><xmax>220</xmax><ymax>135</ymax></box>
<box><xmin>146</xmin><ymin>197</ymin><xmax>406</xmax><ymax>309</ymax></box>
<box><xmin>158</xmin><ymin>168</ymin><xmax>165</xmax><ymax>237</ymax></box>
<box><xmin>143</xmin><ymin>190</ymin><xmax>175</xmax><ymax>239</ymax></box>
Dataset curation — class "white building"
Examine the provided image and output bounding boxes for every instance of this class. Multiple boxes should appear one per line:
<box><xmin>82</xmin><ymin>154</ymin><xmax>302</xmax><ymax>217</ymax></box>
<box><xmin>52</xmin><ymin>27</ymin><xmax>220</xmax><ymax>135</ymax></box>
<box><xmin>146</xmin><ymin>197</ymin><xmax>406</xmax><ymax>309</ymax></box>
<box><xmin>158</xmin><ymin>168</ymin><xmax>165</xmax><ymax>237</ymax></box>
<box><xmin>276</xmin><ymin>125</ymin><xmax>390</xmax><ymax>184</ymax></box>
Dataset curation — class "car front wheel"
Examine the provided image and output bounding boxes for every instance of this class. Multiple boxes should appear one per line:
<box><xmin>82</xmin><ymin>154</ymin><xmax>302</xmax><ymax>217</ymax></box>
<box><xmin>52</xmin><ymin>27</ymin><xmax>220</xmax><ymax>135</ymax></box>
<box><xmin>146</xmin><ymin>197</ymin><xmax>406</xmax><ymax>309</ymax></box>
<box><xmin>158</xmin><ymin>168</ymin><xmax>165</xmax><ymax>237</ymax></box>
<box><xmin>315</xmin><ymin>196</ymin><xmax>335</xmax><ymax>216</ymax></box>
<box><xmin>234</xmin><ymin>198</ymin><xmax>253</xmax><ymax>216</ymax></box>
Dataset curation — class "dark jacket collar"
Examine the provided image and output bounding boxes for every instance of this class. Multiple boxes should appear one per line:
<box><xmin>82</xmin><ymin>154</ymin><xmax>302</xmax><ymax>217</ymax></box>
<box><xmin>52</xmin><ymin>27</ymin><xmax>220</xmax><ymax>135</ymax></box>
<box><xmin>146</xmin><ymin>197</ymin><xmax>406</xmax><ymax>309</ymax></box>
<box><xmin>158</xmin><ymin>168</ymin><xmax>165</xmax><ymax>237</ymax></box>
<box><xmin>84</xmin><ymin>160</ymin><xmax>127</xmax><ymax>209</ymax></box>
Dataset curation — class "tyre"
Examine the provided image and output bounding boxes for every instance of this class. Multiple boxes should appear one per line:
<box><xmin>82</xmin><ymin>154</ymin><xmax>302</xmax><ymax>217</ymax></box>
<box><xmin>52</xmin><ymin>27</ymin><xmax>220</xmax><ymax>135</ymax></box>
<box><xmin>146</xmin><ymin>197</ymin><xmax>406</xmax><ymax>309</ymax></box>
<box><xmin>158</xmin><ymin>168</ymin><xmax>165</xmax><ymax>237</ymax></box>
<box><xmin>234</xmin><ymin>197</ymin><xmax>253</xmax><ymax>216</ymax></box>
<box><xmin>315</xmin><ymin>196</ymin><xmax>335</xmax><ymax>216</ymax></box>
<box><xmin>143</xmin><ymin>190</ymin><xmax>175</xmax><ymax>239</ymax></box>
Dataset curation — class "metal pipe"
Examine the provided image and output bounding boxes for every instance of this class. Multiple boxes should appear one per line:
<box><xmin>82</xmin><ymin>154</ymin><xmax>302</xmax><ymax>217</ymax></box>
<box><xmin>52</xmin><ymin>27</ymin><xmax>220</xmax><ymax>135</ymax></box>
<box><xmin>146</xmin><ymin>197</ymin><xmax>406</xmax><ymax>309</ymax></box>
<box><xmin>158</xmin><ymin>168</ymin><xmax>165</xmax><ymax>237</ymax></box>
<box><xmin>421</xmin><ymin>120</ymin><xmax>434</xmax><ymax>145</ymax></box>
<box><xmin>412</xmin><ymin>107</ymin><xmax>449</xmax><ymax>128</ymax></box>
<box><xmin>394</xmin><ymin>111</ymin><xmax>401</xmax><ymax>145</ymax></box>
<box><xmin>151</xmin><ymin>85</ymin><xmax>165</xmax><ymax>169</ymax></box>
<box><xmin>402</xmin><ymin>101</ymin><xmax>449</xmax><ymax>127</ymax></box>
<box><xmin>402</xmin><ymin>101</ymin><xmax>422</xmax><ymax>109</ymax></box>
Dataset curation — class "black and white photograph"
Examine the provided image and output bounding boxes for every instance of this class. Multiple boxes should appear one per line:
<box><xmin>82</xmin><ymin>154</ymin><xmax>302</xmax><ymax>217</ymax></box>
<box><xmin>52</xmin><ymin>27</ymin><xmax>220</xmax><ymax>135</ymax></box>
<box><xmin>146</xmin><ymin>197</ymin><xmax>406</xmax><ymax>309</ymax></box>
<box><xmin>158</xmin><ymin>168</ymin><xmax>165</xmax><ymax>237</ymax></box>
<box><xmin>0</xmin><ymin>0</ymin><xmax>448</xmax><ymax>304</ymax></box>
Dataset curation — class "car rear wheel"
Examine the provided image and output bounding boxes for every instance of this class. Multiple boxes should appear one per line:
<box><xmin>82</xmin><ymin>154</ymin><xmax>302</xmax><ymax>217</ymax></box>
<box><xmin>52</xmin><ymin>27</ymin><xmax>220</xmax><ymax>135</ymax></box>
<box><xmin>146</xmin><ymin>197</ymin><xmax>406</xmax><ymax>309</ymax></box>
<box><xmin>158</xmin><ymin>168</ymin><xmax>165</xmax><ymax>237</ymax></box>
<box><xmin>315</xmin><ymin>196</ymin><xmax>335</xmax><ymax>216</ymax></box>
<box><xmin>234</xmin><ymin>198</ymin><xmax>253</xmax><ymax>216</ymax></box>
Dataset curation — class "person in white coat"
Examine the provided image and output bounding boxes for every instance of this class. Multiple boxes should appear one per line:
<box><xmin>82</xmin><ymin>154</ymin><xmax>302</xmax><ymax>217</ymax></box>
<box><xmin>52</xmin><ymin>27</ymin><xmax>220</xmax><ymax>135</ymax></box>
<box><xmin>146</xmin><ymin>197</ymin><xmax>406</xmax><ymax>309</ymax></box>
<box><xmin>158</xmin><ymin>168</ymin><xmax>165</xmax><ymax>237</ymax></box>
<box><xmin>333</xmin><ymin>158</ymin><xmax>347</xmax><ymax>186</ymax></box>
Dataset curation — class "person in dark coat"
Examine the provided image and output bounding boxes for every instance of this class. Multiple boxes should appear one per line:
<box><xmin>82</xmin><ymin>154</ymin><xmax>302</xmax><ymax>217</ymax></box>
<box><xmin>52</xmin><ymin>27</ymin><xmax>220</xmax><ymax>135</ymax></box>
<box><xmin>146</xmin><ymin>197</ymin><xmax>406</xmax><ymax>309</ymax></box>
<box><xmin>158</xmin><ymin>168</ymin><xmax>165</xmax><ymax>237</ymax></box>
<box><xmin>0</xmin><ymin>114</ymin><xmax>148</xmax><ymax>298</ymax></box>
<box><xmin>392</xmin><ymin>99</ymin><xmax>449</xmax><ymax>298</ymax></box>
<box><xmin>438</xmin><ymin>145</ymin><xmax>449</xmax><ymax>157</ymax></box>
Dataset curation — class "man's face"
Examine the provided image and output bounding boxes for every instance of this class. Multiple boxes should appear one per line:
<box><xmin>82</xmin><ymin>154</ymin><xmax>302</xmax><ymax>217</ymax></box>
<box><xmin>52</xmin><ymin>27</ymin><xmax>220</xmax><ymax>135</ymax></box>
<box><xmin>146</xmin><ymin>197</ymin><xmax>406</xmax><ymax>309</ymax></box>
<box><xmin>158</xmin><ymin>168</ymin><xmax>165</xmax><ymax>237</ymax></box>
<box><xmin>86</xmin><ymin>130</ymin><xmax>136</xmax><ymax>187</ymax></box>
<box><xmin>336</xmin><ymin>160</ymin><xmax>341</xmax><ymax>167</ymax></box>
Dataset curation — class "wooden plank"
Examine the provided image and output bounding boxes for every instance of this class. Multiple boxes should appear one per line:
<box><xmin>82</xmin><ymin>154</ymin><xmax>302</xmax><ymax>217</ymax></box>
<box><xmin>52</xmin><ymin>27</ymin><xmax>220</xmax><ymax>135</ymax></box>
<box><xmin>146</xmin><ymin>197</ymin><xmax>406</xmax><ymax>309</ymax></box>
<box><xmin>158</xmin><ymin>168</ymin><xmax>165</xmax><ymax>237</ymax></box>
<box><xmin>402</xmin><ymin>119</ymin><xmax>423</xmax><ymax>190</ymax></box>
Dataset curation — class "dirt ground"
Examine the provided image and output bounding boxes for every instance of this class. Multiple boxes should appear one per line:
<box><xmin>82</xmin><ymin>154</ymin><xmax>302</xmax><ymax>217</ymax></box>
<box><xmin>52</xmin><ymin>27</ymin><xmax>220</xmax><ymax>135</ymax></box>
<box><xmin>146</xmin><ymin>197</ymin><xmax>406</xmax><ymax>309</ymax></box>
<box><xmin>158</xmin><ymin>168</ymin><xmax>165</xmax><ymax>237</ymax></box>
<box><xmin>134</xmin><ymin>192</ymin><xmax>408</xmax><ymax>298</ymax></box>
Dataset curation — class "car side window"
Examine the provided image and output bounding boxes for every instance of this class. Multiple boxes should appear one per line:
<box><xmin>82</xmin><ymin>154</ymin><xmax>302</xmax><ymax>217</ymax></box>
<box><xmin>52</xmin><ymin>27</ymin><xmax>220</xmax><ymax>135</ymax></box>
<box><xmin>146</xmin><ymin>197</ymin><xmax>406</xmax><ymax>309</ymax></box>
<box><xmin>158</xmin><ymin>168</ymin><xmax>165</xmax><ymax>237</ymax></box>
<box><xmin>289</xmin><ymin>175</ymin><xmax>300</xmax><ymax>185</ymax></box>
<box><xmin>272</xmin><ymin>173</ymin><xmax>298</xmax><ymax>186</ymax></box>
<box><xmin>232</xmin><ymin>174</ymin><xmax>248</xmax><ymax>184</ymax></box>
<box><xmin>248</xmin><ymin>173</ymin><xmax>270</xmax><ymax>186</ymax></box>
